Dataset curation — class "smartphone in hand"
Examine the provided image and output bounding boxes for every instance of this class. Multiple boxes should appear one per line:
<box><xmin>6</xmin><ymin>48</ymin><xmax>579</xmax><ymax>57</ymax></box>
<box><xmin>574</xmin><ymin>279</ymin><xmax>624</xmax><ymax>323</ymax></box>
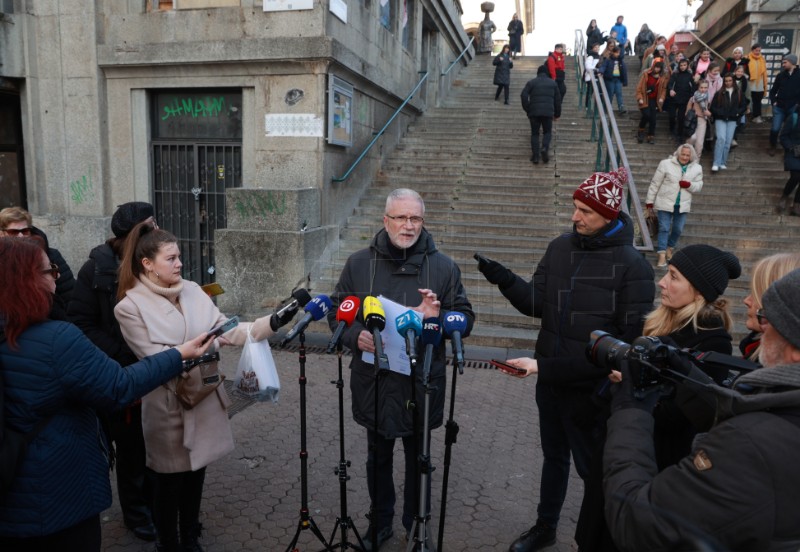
<box><xmin>204</xmin><ymin>316</ymin><xmax>239</xmax><ymax>343</ymax></box>
<box><xmin>490</xmin><ymin>359</ymin><xmax>526</xmax><ymax>377</ymax></box>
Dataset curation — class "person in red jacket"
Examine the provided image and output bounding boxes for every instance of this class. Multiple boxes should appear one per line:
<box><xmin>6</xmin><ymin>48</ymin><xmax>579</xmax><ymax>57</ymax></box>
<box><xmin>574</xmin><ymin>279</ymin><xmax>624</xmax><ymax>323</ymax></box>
<box><xmin>546</xmin><ymin>43</ymin><xmax>567</xmax><ymax>99</ymax></box>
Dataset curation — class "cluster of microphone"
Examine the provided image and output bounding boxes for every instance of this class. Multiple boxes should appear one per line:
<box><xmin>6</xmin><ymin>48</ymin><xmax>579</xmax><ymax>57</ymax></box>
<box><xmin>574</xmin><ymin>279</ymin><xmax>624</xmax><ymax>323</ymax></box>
<box><xmin>275</xmin><ymin>291</ymin><xmax>467</xmax><ymax>373</ymax></box>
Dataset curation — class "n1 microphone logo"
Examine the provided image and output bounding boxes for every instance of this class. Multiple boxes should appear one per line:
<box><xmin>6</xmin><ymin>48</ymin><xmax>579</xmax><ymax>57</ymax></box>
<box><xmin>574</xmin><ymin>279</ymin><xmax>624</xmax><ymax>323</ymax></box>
<box><xmin>340</xmin><ymin>298</ymin><xmax>357</xmax><ymax>313</ymax></box>
<box><xmin>313</xmin><ymin>297</ymin><xmax>330</xmax><ymax>316</ymax></box>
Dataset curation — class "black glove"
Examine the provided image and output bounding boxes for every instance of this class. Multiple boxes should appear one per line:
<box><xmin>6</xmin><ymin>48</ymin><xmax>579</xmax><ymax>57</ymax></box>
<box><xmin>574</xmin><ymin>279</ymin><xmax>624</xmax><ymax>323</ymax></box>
<box><xmin>610</xmin><ymin>359</ymin><xmax>663</xmax><ymax>414</ymax></box>
<box><xmin>475</xmin><ymin>253</ymin><xmax>515</xmax><ymax>288</ymax></box>
<box><xmin>270</xmin><ymin>302</ymin><xmax>299</xmax><ymax>332</ymax></box>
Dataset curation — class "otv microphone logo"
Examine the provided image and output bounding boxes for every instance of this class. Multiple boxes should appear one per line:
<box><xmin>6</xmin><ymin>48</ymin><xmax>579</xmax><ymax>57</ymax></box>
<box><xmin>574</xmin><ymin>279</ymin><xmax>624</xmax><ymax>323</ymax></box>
<box><xmin>340</xmin><ymin>298</ymin><xmax>357</xmax><ymax>313</ymax></box>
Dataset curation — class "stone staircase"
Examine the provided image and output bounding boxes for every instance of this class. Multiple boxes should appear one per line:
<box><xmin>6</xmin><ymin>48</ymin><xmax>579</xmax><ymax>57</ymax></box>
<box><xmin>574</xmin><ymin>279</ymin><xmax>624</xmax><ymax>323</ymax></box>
<box><xmin>317</xmin><ymin>54</ymin><xmax>800</xmax><ymax>350</ymax></box>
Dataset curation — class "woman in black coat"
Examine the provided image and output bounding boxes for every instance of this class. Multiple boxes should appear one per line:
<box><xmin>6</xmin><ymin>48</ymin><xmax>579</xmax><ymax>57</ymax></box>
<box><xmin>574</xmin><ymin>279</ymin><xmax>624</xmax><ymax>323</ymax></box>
<box><xmin>507</xmin><ymin>14</ymin><xmax>524</xmax><ymax>57</ymax></box>
<box><xmin>67</xmin><ymin>202</ymin><xmax>160</xmax><ymax>542</ymax></box>
<box><xmin>493</xmin><ymin>44</ymin><xmax>513</xmax><ymax>104</ymax></box>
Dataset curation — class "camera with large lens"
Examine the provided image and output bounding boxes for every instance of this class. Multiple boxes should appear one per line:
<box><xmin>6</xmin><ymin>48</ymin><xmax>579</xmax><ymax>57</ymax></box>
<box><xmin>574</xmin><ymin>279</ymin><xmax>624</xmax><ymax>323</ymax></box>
<box><xmin>587</xmin><ymin>330</ymin><xmax>760</xmax><ymax>396</ymax></box>
<box><xmin>587</xmin><ymin>330</ymin><xmax>673</xmax><ymax>397</ymax></box>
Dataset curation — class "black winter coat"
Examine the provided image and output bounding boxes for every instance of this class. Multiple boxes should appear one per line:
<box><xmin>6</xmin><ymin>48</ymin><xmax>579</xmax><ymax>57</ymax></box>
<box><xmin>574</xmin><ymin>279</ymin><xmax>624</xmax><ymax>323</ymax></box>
<box><xmin>710</xmin><ymin>86</ymin><xmax>746</xmax><ymax>121</ymax></box>
<box><xmin>667</xmin><ymin>68</ymin><xmax>695</xmax><ymax>104</ymax></box>
<box><xmin>498</xmin><ymin>211</ymin><xmax>655</xmax><ymax>388</ymax></box>
<box><xmin>493</xmin><ymin>53</ymin><xmax>513</xmax><ymax>85</ymax></box>
<box><xmin>586</xmin><ymin>27</ymin><xmax>604</xmax><ymax>53</ymax></box>
<box><xmin>769</xmin><ymin>67</ymin><xmax>800</xmax><ymax>108</ymax></box>
<box><xmin>520</xmin><ymin>74</ymin><xmax>562</xmax><ymax>118</ymax></box>
<box><xmin>329</xmin><ymin>228</ymin><xmax>474</xmax><ymax>439</ymax></box>
<box><xmin>67</xmin><ymin>242</ymin><xmax>138</xmax><ymax>367</ymax></box>
<box><xmin>653</xmin><ymin>315</ymin><xmax>733</xmax><ymax>470</ymax></box>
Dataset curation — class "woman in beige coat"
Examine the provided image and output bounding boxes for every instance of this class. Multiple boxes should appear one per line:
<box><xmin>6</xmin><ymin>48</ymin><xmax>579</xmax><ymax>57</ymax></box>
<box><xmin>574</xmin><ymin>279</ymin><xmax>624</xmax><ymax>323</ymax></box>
<box><xmin>114</xmin><ymin>222</ymin><xmax>295</xmax><ymax>552</ymax></box>
<box><xmin>645</xmin><ymin>144</ymin><xmax>704</xmax><ymax>268</ymax></box>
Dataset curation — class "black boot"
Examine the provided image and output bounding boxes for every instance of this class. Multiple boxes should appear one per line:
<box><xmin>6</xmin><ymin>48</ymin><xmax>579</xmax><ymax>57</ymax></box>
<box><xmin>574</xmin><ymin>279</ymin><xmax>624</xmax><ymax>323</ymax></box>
<box><xmin>181</xmin><ymin>522</ymin><xmax>204</xmax><ymax>552</ymax></box>
<box><xmin>155</xmin><ymin>541</ymin><xmax>180</xmax><ymax>552</ymax></box>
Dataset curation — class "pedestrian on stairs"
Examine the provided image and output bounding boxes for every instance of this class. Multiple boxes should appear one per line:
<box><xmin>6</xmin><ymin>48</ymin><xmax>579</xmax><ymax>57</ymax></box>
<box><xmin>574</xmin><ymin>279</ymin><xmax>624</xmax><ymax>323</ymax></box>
<box><xmin>768</xmin><ymin>53</ymin><xmax>800</xmax><ymax>156</ymax></box>
<box><xmin>546</xmin><ymin>43</ymin><xmax>567</xmax><ymax>99</ymax></box>
<box><xmin>521</xmin><ymin>64</ymin><xmax>562</xmax><ymax>164</ymax></box>
<box><xmin>645</xmin><ymin>144</ymin><xmax>704</xmax><ymax>268</ymax></box>
<box><xmin>635</xmin><ymin>61</ymin><xmax>668</xmax><ymax>144</ymax></box>
<box><xmin>710</xmin><ymin>73</ymin><xmax>747</xmax><ymax>172</ymax></box>
<box><xmin>597</xmin><ymin>47</ymin><xmax>628</xmax><ymax>114</ymax></box>
<box><xmin>667</xmin><ymin>59</ymin><xmax>696</xmax><ymax>144</ymax></box>
<box><xmin>776</xmin><ymin>104</ymin><xmax>800</xmax><ymax>216</ymax></box>
<box><xmin>493</xmin><ymin>45</ymin><xmax>514</xmax><ymax>104</ymax></box>
<box><xmin>686</xmin><ymin>80</ymin><xmax>712</xmax><ymax>159</ymax></box>
<box><xmin>748</xmin><ymin>43</ymin><xmax>768</xmax><ymax>123</ymax></box>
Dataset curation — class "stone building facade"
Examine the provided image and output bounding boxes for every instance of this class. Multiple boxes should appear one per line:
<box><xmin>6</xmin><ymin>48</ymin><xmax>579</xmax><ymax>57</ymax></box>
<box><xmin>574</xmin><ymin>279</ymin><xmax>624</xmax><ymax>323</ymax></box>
<box><xmin>0</xmin><ymin>0</ymin><xmax>472</xmax><ymax>315</ymax></box>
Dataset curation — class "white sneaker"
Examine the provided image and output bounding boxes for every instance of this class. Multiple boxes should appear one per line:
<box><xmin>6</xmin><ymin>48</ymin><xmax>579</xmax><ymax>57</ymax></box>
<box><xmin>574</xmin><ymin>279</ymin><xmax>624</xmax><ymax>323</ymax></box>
<box><xmin>711</xmin><ymin>165</ymin><xmax>719</xmax><ymax>172</ymax></box>
<box><xmin>753</xmin><ymin>116</ymin><xmax>763</xmax><ymax>124</ymax></box>
<box><xmin>730</xmin><ymin>139</ymin><xmax>738</xmax><ymax>148</ymax></box>
<box><xmin>720</xmin><ymin>165</ymin><xmax>728</xmax><ymax>170</ymax></box>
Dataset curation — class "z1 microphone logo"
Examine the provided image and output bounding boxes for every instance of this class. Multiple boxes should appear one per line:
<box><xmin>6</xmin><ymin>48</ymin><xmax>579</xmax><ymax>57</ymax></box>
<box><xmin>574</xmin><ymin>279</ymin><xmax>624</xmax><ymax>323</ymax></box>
<box><xmin>341</xmin><ymin>298</ymin><xmax>357</xmax><ymax>313</ymax></box>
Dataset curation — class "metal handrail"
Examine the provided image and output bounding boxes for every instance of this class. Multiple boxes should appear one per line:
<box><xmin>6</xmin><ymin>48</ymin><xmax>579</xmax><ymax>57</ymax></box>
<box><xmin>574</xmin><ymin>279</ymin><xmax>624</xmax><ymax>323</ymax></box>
<box><xmin>574</xmin><ymin>29</ymin><xmax>654</xmax><ymax>251</ymax></box>
<box><xmin>331</xmin><ymin>72</ymin><xmax>428</xmax><ymax>183</ymax></box>
<box><xmin>332</xmin><ymin>38</ymin><xmax>474</xmax><ymax>183</ymax></box>
<box><xmin>442</xmin><ymin>36</ymin><xmax>475</xmax><ymax>76</ymax></box>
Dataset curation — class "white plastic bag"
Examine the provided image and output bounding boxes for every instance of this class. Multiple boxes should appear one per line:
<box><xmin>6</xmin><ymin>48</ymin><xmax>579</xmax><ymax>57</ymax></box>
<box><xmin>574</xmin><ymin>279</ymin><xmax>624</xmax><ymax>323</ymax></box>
<box><xmin>234</xmin><ymin>330</ymin><xmax>280</xmax><ymax>403</ymax></box>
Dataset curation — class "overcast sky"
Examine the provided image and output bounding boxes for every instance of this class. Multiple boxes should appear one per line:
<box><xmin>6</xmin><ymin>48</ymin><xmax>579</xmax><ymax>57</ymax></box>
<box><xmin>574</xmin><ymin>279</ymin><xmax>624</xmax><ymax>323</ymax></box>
<box><xmin>464</xmin><ymin>0</ymin><xmax>701</xmax><ymax>55</ymax></box>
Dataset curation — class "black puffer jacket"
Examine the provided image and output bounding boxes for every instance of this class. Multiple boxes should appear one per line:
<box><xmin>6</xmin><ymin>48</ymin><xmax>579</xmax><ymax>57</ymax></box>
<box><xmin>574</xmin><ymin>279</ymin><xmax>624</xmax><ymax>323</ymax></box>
<box><xmin>67</xmin><ymin>242</ymin><xmax>138</xmax><ymax>367</ymax></box>
<box><xmin>710</xmin><ymin>86</ymin><xmax>747</xmax><ymax>122</ymax></box>
<box><xmin>667</xmin><ymin>67</ymin><xmax>695</xmax><ymax>104</ymax></box>
<box><xmin>329</xmin><ymin>228</ymin><xmax>474</xmax><ymax>439</ymax></box>
<box><xmin>493</xmin><ymin>53</ymin><xmax>513</xmax><ymax>86</ymax></box>
<box><xmin>653</xmin><ymin>315</ymin><xmax>733</xmax><ymax>470</ymax></box>
<box><xmin>498</xmin><ymin>211</ymin><xmax>655</xmax><ymax>387</ymax></box>
<box><xmin>521</xmin><ymin>73</ymin><xmax>562</xmax><ymax>118</ymax></box>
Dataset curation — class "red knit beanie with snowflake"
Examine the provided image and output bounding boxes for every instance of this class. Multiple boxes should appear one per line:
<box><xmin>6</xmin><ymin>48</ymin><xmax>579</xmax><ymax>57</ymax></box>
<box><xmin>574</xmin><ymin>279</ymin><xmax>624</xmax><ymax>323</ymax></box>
<box><xmin>572</xmin><ymin>167</ymin><xmax>627</xmax><ymax>220</ymax></box>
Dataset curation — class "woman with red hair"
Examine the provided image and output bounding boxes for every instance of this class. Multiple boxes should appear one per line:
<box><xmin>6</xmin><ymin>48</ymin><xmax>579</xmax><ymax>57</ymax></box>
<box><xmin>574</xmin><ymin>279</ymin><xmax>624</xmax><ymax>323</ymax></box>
<box><xmin>0</xmin><ymin>237</ymin><xmax>212</xmax><ymax>551</ymax></box>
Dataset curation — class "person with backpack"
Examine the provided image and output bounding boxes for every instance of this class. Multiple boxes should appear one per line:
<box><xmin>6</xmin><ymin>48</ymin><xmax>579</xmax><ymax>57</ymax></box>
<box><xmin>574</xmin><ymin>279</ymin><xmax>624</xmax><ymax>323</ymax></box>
<box><xmin>634</xmin><ymin>24</ymin><xmax>655</xmax><ymax>62</ymax></box>
<box><xmin>546</xmin><ymin>43</ymin><xmax>567</xmax><ymax>99</ymax></box>
<box><xmin>0</xmin><ymin>237</ymin><xmax>213</xmax><ymax>551</ymax></box>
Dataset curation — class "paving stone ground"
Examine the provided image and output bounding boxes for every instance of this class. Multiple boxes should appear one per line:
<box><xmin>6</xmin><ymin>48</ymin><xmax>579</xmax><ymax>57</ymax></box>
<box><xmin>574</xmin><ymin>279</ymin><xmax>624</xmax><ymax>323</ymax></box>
<box><xmin>101</xmin><ymin>335</ymin><xmax>582</xmax><ymax>552</ymax></box>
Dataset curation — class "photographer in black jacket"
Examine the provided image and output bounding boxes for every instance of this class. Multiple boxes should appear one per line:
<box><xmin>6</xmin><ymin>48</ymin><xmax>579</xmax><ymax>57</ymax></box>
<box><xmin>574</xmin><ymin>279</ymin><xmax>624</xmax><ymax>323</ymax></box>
<box><xmin>604</xmin><ymin>268</ymin><xmax>800</xmax><ymax>551</ymax></box>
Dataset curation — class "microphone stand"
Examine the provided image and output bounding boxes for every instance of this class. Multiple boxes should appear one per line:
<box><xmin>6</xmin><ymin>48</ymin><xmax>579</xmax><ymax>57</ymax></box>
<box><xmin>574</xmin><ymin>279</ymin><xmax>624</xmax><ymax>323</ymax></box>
<box><xmin>368</xmin><ymin>331</ymin><xmax>390</xmax><ymax>552</ymax></box>
<box><xmin>327</xmin><ymin>338</ymin><xmax>366</xmax><ymax>551</ymax></box>
<box><xmin>285</xmin><ymin>330</ymin><xmax>333</xmax><ymax>552</ymax></box>
<box><xmin>406</xmin><ymin>349</ymin><xmax>435</xmax><ymax>552</ymax></box>
<box><xmin>437</xmin><ymin>346</ymin><xmax>464</xmax><ymax>551</ymax></box>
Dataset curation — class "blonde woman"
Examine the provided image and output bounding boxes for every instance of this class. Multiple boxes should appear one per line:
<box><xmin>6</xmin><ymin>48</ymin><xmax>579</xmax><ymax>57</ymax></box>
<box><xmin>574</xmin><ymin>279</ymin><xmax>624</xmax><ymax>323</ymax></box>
<box><xmin>741</xmin><ymin>252</ymin><xmax>800</xmax><ymax>362</ymax></box>
<box><xmin>613</xmin><ymin>244</ymin><xmax>740</xmax><ymax>470</ymax></box>
<box><xmin>114</xmin><ymin>222</ymin><xmax>296</xmax><ymax>552</ymax></box>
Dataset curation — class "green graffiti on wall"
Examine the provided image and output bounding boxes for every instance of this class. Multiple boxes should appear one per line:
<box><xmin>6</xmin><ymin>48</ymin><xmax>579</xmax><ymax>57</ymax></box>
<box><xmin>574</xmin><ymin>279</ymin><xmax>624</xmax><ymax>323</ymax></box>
<box><xmin>70</xmin><ymin>170</ymin><xmax>94</xmax><ymax>205</ymax></box>
<box><xmin>234</xmin><ymin>191</ymin><xmax>287</xmax><ymax>218</ymax></box>
<box><xmin>161</xmin><ymin>96</ymin><xmax>226</xmax><ymax>120</ymax></box>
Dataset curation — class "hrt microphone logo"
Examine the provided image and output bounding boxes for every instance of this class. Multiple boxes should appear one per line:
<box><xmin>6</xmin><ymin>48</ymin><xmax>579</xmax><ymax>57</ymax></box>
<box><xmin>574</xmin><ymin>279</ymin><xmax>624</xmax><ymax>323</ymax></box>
<box><xmin>423</xmin><ymin>321</ymin><xmax>440</xmax><ymax>332</ymax></box>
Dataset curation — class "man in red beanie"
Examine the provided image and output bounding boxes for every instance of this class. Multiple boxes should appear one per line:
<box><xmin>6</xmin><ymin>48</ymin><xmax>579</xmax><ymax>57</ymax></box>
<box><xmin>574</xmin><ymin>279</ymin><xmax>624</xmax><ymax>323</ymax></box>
<box><xmin>477</xmin><ymin>167</ymin><xmax>655</xmax><ymax>552</ymax></box>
